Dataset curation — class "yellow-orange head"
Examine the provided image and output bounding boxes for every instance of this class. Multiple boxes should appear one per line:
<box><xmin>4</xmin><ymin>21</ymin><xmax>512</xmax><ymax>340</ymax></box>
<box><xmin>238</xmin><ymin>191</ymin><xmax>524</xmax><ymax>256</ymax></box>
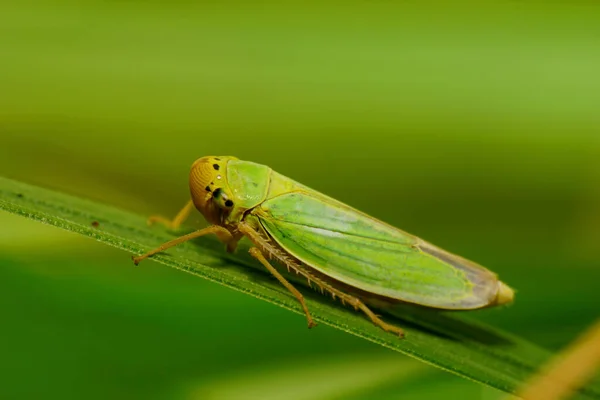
<box><xmin>189</xmin><ymin>156</ymin><xmax>238</xmax><ymax>226</ymax></box>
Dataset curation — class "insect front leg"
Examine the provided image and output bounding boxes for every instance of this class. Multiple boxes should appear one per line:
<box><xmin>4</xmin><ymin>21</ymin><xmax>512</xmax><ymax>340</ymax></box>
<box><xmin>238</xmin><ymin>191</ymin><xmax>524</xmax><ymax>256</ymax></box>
<box><xmin>147</xmin><ymin>200</ymin><xmax>195</xmax><ymax>230</ymax></box>
<box><xmin>224</xmin><ymin>233</ymin><xmax>243</xmax><ymax>253</ymax></box>
<box><xmin>248</xmin><ymin>247</ymin><xmax>317</xmax><ymax>329</ymax></box>
<box><xmin>133</xmin><ymin>225</ymin><xmax>233</xmax><ymax>265</ymax></box>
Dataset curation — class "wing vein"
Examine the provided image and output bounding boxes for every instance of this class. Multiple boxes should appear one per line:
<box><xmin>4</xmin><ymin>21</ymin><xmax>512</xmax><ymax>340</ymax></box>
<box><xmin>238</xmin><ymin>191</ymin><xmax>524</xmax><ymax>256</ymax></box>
<box><xmin>267</xmin><ymin>215</ymin><xmax>410</xmax><ymax>245</ymax></box>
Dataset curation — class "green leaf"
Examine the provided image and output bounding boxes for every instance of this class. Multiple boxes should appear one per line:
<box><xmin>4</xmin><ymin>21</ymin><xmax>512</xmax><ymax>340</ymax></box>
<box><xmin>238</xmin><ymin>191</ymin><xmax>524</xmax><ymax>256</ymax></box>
<box><xmin>1</xmin><ymin>176</ymin><xmax>599</xmax><ymax>399</ymax></box>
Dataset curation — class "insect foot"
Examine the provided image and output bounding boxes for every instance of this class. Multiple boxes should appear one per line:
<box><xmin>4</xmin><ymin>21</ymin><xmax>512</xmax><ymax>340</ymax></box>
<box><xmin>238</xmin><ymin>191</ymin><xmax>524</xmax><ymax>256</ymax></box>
<box><xmin>146</xmin><ymin>215</ymin><xmax>176</xmax><ymax>229</ymax></box>
<box><xmin>386</xmin><ymin>324</ymin><xmax>405</xmax><ymax>339</ymax></box>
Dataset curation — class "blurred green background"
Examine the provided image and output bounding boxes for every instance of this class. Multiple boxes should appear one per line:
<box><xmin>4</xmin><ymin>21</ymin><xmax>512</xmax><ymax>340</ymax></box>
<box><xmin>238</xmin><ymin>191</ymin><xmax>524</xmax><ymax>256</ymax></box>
<box><xmin>1</xmin><ymin>1</ymin><xmax>599</xmax><ymax>399</ymax></box>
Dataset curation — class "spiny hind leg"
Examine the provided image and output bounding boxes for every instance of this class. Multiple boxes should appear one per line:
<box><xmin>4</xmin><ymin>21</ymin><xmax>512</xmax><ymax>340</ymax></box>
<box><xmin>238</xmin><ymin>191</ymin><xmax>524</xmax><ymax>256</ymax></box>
<box><xmin>353</xmin><ymin>298</ymin><xmax>405</xmax><ymax>338</ymax></box>
<box><xmin>324</xmin><ymin>287</ymin><xmax>404</xmax><ymax>338</ymax></box>
<box><xmin>147</xmin><ymin>200</ymin><xmax>195</xmax><ymax>230</ymax></box>
<box><xmin>238</xmin><ymin>222</ymin><xmax>400</xmax><ymax>335</ymax></box>
<box><xmin>248</xmin><ymin>247</ymin><xmax>317</xmax><ymax>329</ymax></box>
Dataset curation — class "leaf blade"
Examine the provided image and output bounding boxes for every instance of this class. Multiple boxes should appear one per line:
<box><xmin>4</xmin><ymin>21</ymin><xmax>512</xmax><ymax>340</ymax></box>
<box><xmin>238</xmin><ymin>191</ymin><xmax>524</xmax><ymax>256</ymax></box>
<box><xmin>1</xmin><ymin>176</ymin><xmax>599</xmax><ymax>399</ymax></box>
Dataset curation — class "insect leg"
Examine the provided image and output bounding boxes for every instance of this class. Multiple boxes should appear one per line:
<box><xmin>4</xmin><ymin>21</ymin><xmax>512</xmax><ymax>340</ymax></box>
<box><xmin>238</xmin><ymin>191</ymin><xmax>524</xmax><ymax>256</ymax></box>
<box><xmin>279</xmin><ymin>260</ymin><xmax>405</xmax><ymax>338</ymax></box>
<box><xmin>286</xmin><ymin>267</ymin><xmax>405</xmax><ymax>338</ymax></box>
<box><xmin>238</xmin><ymin>221</ymin><xmax>404</xmax><ymax>337</ymax></box>
<box><xmin>132</xmin><ymin>225</ymin><xmax>233</xmax><ymax>265</ymax></box>
<box><xmin>248</xmin><ymin>247</ymin><xmax>317</xmax><ymax>329</ymax></box>
<box><xmin>344</xmin><ymin>296</ymin><xmax>405</xmax><ymax>338</ymax></box>
<box><xmin>147</xmin><ymin>200</ymin><xmax>195</xmax><ymax>230</ymax></box>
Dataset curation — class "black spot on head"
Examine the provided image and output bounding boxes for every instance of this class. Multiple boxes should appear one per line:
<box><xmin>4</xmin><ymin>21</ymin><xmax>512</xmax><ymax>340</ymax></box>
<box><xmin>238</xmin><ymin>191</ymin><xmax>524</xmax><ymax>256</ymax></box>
<box><xmin>225</xmin><ymin>200</ymin><xmax>234</xmax><ymax>207</ymax></box>
<box><xmin>213</xmin><ymin>188</ymin><xmax>222</xmax><ymax>198</ymax></box>
<box><xmin>205</xmin><ymin>186</ymin><xmax>211</xmax><ymax>192</ymax></box>
<box><xmin>213</xmin><ymin>164</ymin><xmax>220</xmax><ymax>170</ymax></box>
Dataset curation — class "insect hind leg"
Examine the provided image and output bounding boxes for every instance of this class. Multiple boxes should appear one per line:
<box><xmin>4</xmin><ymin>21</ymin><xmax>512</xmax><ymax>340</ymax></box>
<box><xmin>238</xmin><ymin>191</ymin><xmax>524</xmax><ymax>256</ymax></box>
<box><xmin>248</xmin><ymin>247</ymin><xmax>317</xmax><ymax>329</ymax></box>
<box><xmin>302</xmin><ymin>276</ymin><xmax>404</xmax><ymax>337</ymax></box>
<box><xmin>239</xmin><ymin>221</ymin><xmax>404</xmax><ymax>337</ymax></box>
<box><xmin>343</xmin><ymin>295</ymin><xmax>405</xmax><ymax>338</ymax></box>
<box><xmin>291</xmin><ymin>269</ymin><xmax>405</xmax><ymax>338</ymax></box>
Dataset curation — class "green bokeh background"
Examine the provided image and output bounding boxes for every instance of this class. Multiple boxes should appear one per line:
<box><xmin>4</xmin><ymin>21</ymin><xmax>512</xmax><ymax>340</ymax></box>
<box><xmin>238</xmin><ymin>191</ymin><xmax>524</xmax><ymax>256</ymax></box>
<box><xmin>1</xmin><ymin>1</ymin><xmax>599</xmax><ymax>399</ymax></box>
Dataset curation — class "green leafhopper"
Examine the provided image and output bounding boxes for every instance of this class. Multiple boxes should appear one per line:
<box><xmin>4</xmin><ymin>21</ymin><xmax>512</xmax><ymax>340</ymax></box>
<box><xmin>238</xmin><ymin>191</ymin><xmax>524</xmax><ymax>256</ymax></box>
<box><xmin>133</xmin><ymin>156</ymin><xmax>514</xmax><ymax>337</ymax></box>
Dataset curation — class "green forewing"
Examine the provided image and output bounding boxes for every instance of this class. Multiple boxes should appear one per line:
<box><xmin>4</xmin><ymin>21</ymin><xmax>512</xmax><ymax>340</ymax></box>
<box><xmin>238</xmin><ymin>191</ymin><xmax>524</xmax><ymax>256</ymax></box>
<box><xmin>256</xmin><ymin>191</ymin><xmax>499</xmax><ymax>309</ymax></box>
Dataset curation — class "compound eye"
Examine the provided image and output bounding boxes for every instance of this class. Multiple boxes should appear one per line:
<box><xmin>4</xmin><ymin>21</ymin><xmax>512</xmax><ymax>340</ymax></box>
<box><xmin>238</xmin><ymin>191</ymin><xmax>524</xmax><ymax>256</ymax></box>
<box><xmin>212</xmin><ymin>188</ymin><xmax>234</xmax><ymax>210</ymax></box>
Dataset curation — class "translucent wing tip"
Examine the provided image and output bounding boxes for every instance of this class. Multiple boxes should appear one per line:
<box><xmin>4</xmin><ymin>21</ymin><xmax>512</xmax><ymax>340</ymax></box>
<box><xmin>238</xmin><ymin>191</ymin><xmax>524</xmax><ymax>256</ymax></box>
<box><xmin>494</xmin><ymin>281</ymin><xmax>515</xmax><ymax>305</ymax></box>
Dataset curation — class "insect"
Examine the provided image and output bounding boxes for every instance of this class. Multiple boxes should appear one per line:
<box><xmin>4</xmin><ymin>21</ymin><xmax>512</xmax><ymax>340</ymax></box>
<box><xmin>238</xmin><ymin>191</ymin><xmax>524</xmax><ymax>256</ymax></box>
<box><xmin>133</xmin><ymin>156</ymin><xmax>514</xmax><ymax>337</ymax></box>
